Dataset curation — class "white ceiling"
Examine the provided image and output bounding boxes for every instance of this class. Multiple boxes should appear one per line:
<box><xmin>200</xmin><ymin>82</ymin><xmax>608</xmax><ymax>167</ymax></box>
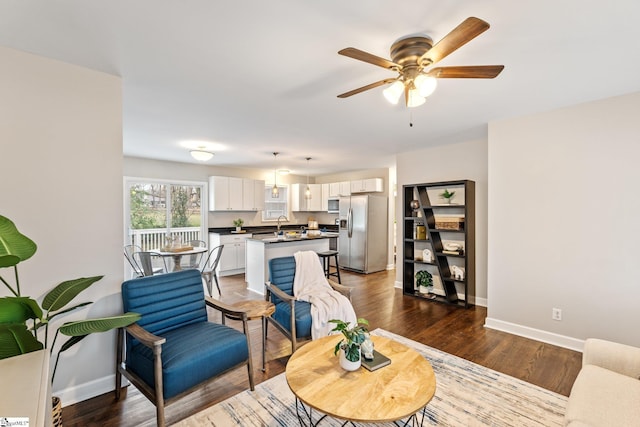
<box><xmin>1</xmin><ymin>1</ymin><xmax>639</xmax><ymax>175</ymax></box>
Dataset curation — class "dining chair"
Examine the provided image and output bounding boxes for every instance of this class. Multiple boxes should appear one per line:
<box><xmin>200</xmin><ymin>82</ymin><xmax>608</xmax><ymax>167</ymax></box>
<box><xmin>124</xmin><ymin>244</ymin><xmax>144</xmax><ymax>278</ymax></box>
<box><xmin>116</xmin><ymin>269</ymin><xmax>254</xmax><ymax>427</ymax></box>
<box><xmin>201</xmin><ymin>245</ymin><xmax>224</xmax><ymax>296</ymax></box>
<box><xmin>132</xmin><ymin>251</ymin><xmax>168</xmax><ymax>277</ymax></box>
<box><xmin>265</xmin><ymin>255</ymin><xmax>354</xmax><ymax>354</ymax></box>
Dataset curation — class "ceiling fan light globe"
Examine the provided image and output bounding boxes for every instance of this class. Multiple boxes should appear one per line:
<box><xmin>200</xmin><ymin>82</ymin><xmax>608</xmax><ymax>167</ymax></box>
<box><xmin>407</xmin><ymin>90</ymin><xmax>426</xmax><ymax>108</ymax></box>
<box><xmin>190</xmin><ymin>150</ymin><xmax>214</xmax><ymax>161</ymax></box>
<box><xmin>383</xmin><ymin>80</ymin><xmax>404</xmax><ymax>104</ymax></box>
<box><xmin>415</xmin><ymin>75</ymin><xmax>437</xmax><ymax>98</ymax></box>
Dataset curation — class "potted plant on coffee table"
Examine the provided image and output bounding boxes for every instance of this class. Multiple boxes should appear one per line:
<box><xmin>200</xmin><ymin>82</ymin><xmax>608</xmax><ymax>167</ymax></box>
<box><xmin>329</xmin><ymin>318</ymin><xmax>369</xmax><ymax>371</ymax></box>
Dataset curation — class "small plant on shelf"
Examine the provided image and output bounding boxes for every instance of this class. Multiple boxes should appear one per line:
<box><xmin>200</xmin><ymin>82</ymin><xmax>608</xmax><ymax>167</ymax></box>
<box><xmin>415</xmin><ymin>270</ymin><xmax>433</xmax><ymax>295</ymax></box>
<box><xmin>440</xmin><ymin>189</ymin><xmax>455</xmax><ymax>204</ymax></box>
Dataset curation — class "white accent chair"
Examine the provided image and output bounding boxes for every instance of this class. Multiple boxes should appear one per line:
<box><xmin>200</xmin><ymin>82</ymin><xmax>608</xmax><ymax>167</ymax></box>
<box><xmin>564</xmin><ymin>338</ymin><xmax>640</xmax><ymax>427</ymax></box>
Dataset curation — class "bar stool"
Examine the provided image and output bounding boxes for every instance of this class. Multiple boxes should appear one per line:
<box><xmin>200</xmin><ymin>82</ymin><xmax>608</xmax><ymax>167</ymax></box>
<box><xmin>316</xmin><ymin>250</ymin><xmax>341</xmax><ymax>284</ymax></box>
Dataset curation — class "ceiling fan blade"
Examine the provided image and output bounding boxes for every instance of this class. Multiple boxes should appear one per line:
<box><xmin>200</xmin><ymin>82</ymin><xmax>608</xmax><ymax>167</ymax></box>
<box><xmin>425</xmin><ymin>65</ymin><xmax>504</xmax><ymax>79</ymax></box>
<box><xmin>420</xmin><ymin>17</ymin><xmax>490</xmax><ymax>66</ymax></box>
<box><xmin>337</xmin><ymin>79</ymin><xmax>396</xmax><ymax>98</ymax></box>
<box><xmin>338</xmin><ymin>48</ymin><xmax>401</xmax><ymax>71</ymax></box>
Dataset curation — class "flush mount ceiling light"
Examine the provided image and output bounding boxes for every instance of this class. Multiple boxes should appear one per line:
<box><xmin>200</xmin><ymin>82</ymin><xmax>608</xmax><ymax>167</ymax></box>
<box><xmin>337</xmin><ymin>17</ymin><xmax>504</xmax><ymax>108</ymax></box>
<box><xmin>190</xmin><ymin>148</ymin><xmax>214</xmax><ymax>161</ymax></box>
<box><xmin>271</xmin><ymin>152</ymin><xmax>280</xmax><ymax>198</ymax></box>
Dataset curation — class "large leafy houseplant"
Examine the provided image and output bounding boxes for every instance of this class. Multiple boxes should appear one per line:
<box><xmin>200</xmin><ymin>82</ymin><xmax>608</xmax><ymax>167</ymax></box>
<box><xmin>329</xmin><ymin>318</ymin><xmax>369</xmax><ymax>362</ymax></box>
<box><xmin>0</xmin><ymin>215</ymin><xmax>140</xmax><ymax>382</ymax></box>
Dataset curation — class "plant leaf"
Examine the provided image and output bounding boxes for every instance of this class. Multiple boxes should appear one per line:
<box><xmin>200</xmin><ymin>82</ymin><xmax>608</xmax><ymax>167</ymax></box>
<box><xmin>41</xmin><ymin>276</ymin><xmax>104</xmax><ymax>312</ymax></box>
<box><xmin>0</xmin><ymin>297</ymin><xmax>42</xmax><ymax>323</ymax></box>
<box><xmin>46</xmin><ymin>301</ymin><xmax>93</xmax><ymax>323</ymax></box>
<box><xmin>0</xmin><ymin>323</ymin><xmax>44</xmax><ymax>359</ymax></box>
<box><xmin>0</xmin><ymin>215</ymin><xmax>37</xmax><ymax>268</ymax></box>
<box><xmin>58</xmin><ymin>312</ymin><xmax>141</xmax><ymax>337</ymax></box>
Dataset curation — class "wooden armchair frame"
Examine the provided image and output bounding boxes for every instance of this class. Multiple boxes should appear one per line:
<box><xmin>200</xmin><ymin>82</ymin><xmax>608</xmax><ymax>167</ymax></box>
<box><xmin>265</xmin><ymin>279</ymin><xmax>352</xmax><ymax>353</ymax></box>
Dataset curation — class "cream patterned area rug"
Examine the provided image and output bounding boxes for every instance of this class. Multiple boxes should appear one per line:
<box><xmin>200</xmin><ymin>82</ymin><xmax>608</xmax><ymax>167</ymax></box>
<box><xmin>176</xmin><ymin>329</ymin><xmax>567</xmax><ymax>426</ymax></box>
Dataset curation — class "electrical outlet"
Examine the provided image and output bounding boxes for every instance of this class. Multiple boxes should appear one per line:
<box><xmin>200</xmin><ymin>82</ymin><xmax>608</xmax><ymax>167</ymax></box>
<box><xmin>552</xmin><ymin>308</ymin><xmax>562</xmax><ymax>321</ymax></box>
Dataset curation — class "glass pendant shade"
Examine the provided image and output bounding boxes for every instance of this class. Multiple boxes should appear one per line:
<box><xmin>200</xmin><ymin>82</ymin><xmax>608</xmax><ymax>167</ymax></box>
<box><xmin>406</xmin><ymin>89</ymin><xmax>426</xmax><ymax>108</ymax></box>
<box><xmin>304</xmin><ymin>157</ymin><xmax>312</xmax><ymax>200</ymax></box>
<box><xmin>271</xmin><ymin>152</ymin><xmax>280</xmax><ymax>198</ymax></box>
<box><xmin>383</xmin><ymin>80</ymin><xmax>404</xmax><ymax>104</ymax></box>
<box><xmin>414</xmin><ymin>74</ymin><xmax>437</xmax><ymax>98</ymax></box>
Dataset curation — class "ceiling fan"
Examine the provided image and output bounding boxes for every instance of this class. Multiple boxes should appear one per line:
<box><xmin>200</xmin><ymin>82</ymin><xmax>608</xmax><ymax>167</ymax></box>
<box><xmin>337</xmin><ymin>17</ymin><xmax>504</xmax><ymax>108</ymax></box>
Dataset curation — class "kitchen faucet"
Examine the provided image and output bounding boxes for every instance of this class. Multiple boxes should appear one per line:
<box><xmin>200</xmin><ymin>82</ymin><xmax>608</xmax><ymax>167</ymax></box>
<box><xmin>277</xmin><ymin>215</ymin><xmax>288</xmax><ymax>232</ymax></box>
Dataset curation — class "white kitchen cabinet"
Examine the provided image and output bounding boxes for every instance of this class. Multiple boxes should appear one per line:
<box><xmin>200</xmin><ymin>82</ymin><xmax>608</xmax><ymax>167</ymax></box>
<box><xmin>210</xmin><ymin>233</ymin><xmax>252</xmax><ymax>276</ymax></box>
<box><xmin>338</xmin><ymin>181</ymin><xmax>351</xmax><ymax>196</ymax></box>
<box><xmin>292</xmin><ymin>183</ymin><xmax>323</xmax><ymax>211</ymax></box>
<box><xmin>242</xmin><ymin>178</ymin><xmax>265</xmax><ymax>211</ymax></box>
<box><xmin>321</xmin><ymin>183</ymin><xmax>330</xmax><ymax>211</ymax></box>
<box><xmin>209</xmin><ymin>176</ymin><xmax>243</xmax><ymax>211</ymax></box>
<box><xmin>328</xmin><ymin>182</ymin><xmax>341</xmax><ymax>198</ymax></box>
<box><xmin>350</xmin><ymin>178</ymin><xmax>383</xmax><ymax>193</ymax></box>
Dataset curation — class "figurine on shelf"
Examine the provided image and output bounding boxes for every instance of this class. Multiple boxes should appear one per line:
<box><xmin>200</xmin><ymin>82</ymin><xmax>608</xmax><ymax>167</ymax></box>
<box><xmin>451</xmin><ymin>265</ymin><xmax>465</xmax><ymax>280</ymax></box>
<box><xmin>422</xmin><ymin>248</ymin><xmax>433</xmax><ymax>262</ymax></box>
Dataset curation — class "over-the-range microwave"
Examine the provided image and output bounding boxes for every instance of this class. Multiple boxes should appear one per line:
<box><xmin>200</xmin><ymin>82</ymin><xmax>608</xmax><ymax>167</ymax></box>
<box><xmin>328</xmin><ymin>198</ymin><xmax>339</xmax><ymax>213</ymax></box>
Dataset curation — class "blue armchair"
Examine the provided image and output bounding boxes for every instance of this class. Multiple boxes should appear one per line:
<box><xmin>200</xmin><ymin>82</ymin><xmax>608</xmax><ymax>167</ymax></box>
<box><xmin>265</xmin><ymin>256</ymin><xmax>353</xmax><ymax>353</ymax></box>
<box><xmin>115</xmin><ymin>269</ymin><xmax>254</xmax><ymax>426</ymax></box>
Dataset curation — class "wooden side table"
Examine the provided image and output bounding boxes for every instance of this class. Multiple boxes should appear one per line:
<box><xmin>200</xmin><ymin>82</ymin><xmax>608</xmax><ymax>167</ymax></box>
<box><xmin>286</xmin><ymin>335</ymin><xmax>436</xmax><ymax>425</ymax></box>
<box><xmin>223</xmin><ymin>299</ymin><xmax>275</xmax><ymax>371</ymax></box>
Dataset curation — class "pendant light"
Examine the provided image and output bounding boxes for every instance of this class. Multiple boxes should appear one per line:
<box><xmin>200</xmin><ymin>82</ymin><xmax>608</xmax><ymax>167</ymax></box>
<box><xmin>271</xmin><ymin>152</ymin><xmax>279</xmax><ymax>198</ymax></box>
<box><xmin>304</xmin><ymin>157</ymin><xmax>312</xmax><ymax>200</ymax></box>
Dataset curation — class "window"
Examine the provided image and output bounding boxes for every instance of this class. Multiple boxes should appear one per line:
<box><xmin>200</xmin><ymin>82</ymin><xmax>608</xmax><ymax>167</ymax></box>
<box><xmin>124</xmin><ymin>178</ymin><xmax>207</xmax><ymax>250</ymax></box>
<box><xmin>262</xmin><ymin>184</ymin><xmax>288</xmax><ymax>221</ymax></box>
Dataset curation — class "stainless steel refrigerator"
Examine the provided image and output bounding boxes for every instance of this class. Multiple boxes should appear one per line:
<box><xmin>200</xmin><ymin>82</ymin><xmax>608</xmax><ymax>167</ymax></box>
<box><xmin>338</xmin><ymin>194</ymin><xmax>388</xmax><ymax>273</ymax></box>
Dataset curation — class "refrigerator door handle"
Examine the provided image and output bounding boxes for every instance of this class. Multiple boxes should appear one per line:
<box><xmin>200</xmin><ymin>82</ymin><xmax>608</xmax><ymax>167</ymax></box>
<box><xmin>348</xmin><ymin>207</ymin><xmax>353</xmax><ymax>238</ymax></box>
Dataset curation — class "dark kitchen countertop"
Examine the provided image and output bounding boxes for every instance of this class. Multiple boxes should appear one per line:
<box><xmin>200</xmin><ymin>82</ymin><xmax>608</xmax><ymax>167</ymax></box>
<box><xmin>209</xmin><ymin>224</ymin><xmax>338</xmax><ymax>236</ymax></box>
<box><xmin>248</xmin><ymin>232</ymin><xmax>339</xmax><ymax>244</ymax></box>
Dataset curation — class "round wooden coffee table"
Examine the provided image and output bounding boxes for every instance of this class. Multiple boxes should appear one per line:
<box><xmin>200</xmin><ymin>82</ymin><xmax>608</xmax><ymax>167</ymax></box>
<box><xmin>286</xmin><ymin>334</ymin><xmax>436</xmax><ymax>425</ymax></box>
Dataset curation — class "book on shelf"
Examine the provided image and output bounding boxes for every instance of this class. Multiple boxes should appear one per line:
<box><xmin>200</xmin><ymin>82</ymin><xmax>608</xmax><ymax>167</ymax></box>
<box><xmin>361</xmin><ymin>350</ymin><xmax>391</xmax><ymax>371</ymax></box>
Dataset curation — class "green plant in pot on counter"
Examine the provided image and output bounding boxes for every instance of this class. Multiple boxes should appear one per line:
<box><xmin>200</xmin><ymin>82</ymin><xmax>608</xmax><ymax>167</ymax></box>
<box><xmin>0</xmin><ymin>214</ymin><xmax>140</xmax><ymax>382</ymax></box>
<box><xmin>233</xmin><ymin>218</ymin><xmax>244</xmax><ymax>231</ymax></box>
<box><xmin>329</xmin><ymin>318</ymin><xmax>369</xmax><ymax>362</ymax></box>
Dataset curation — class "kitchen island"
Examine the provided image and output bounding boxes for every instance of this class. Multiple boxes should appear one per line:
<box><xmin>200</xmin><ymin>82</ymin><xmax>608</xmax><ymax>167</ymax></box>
<box><xmin>245</xmin><ymin>233</ymin><xmax>338</xmax><ymax>294</ymax></box>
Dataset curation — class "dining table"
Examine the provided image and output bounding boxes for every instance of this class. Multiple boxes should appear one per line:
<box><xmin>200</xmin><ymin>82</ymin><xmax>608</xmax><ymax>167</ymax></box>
<box><xmin>152</xmin><ymin>246</ymin><xmax>208</xmax><ymax>272</ymax></box>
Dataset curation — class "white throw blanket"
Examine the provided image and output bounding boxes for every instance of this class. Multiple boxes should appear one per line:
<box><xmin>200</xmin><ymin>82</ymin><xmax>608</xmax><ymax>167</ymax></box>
<box><xmin>293</xmin><ymin>251</ymin><xmax>357</xmax><ymax>339</ymax></box>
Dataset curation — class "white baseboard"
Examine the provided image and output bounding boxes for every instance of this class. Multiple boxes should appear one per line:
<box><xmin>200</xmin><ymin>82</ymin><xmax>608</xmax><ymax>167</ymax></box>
<box><xmin>386</xmin><ymin>263</ymin><xmax>395</xmax><ymax>270</ymax></box>
<box><xmin>56</xmin><ymin>374</ymin><xmax>121</xmax><ymax>407</ymax></box>
<box><xmin>485</xmin><ymin>317</ymin><xmax>584</xmax><ymax>352</ymax></box>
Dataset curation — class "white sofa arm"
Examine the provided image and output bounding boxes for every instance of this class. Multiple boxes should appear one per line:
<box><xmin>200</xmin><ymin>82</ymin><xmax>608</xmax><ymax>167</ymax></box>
<box><xmin>583</xmin><ymin>338</ymin><xmax>640</xmax><ymax>380</ymax></box>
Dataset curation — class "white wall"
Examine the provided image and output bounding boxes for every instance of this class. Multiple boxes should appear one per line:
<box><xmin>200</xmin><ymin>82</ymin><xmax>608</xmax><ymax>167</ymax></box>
<box><xmin>0</xmin><ymin>46</ymin><xmax>122</xmax><ymax>404</ymax></box>
<box><xmin>487</xmin><ymin>92</ymin><xmax>640</xmax><ymax>350</ymax></box>
<box><xmin>396</xmin><ymin>139</ymin><xmax>489</xmax><ymax>305</ymax></box>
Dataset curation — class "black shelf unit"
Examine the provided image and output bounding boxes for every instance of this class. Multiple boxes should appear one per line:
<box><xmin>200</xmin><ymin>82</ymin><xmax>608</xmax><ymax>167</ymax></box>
<box><xmin>402</xmin><ymin>180</ymin><xmax>475</xmax><ymax>308</ymax></box>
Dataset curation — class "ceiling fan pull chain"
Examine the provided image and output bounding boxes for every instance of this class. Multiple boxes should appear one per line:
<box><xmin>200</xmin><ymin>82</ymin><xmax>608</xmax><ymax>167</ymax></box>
<box><xmin>409</xmin><ymin>110</ymin><xmax>414</xmax><ymax>127</ymax></box>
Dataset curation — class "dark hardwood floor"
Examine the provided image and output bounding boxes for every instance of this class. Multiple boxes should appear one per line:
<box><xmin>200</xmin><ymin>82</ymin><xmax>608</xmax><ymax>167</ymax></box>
<box><xmin>62</xmin><ymin>269</ymin><xmax>582</xmax><ymax>426</ymax></box>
